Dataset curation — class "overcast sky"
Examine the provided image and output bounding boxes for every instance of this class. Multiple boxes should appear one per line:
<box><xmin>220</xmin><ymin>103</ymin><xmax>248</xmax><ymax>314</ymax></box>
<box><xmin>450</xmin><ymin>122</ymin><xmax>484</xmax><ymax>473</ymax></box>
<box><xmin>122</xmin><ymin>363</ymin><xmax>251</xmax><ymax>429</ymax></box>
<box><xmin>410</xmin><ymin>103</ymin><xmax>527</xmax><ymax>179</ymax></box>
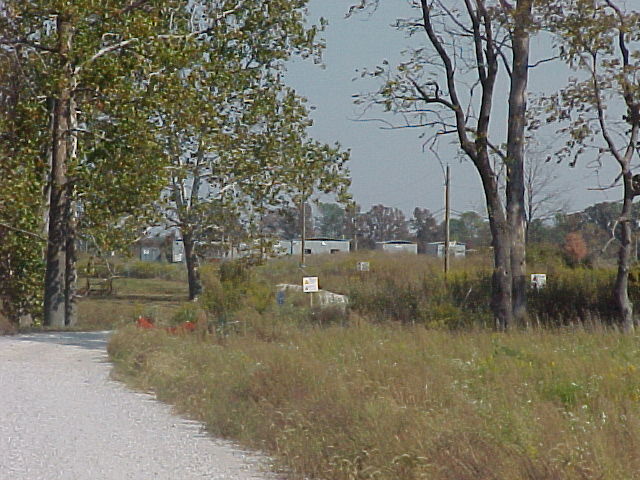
<box><xmin>284</xmin><ymin>0</ymin><xmax>623</xmax><ymax>221</ymax></box>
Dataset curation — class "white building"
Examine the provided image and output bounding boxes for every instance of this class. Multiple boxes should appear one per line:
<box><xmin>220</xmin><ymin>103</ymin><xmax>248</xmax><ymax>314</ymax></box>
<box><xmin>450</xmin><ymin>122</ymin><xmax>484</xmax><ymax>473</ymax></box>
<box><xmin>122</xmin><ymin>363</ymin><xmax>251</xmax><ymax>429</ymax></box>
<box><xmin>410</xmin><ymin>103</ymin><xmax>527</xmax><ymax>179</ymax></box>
<box><xmin>375</xmin><ymin>240</ymin><xmax>418</xmax><ymax>254</ymax></box>
<box><xmin>278</xmin><ymin>238</ymin><xmax>351</xmax><ymax>256</ymax></box>
<box><xmin>425</xmin><ymin>241</ymin><xmax>466</xmax><ymax>258</ymax></box>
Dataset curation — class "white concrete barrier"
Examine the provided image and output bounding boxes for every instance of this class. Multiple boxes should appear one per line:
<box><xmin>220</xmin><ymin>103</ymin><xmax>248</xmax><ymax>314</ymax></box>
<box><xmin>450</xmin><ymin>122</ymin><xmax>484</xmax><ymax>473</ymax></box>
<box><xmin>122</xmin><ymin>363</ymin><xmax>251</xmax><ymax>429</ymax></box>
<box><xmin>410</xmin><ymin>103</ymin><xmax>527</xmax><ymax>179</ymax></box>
<box><xmin>276</xmin><ymin>283</ymin><xmax>348</xmax><ymax>311</ymax></box>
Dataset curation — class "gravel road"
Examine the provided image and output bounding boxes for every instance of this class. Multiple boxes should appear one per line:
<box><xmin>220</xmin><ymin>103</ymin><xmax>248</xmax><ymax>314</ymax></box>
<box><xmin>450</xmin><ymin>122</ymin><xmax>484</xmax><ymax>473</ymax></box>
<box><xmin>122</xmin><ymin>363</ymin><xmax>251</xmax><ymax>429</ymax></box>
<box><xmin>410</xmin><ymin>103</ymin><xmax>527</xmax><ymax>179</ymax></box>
<box><xmin>0</xmin><ymin>331</ymin><xmax>276</xmax><ymax>480</ymax></box>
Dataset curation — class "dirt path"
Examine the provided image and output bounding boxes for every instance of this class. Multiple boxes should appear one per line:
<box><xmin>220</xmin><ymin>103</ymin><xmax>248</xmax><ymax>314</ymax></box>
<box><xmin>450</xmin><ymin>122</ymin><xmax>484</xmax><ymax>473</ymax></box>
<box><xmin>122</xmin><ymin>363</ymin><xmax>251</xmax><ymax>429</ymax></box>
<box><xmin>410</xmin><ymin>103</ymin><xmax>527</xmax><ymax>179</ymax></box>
<box><xmin>0</xmin><ymin>332</ymin><xmax>275</xmax><ymax>480</ymax></box>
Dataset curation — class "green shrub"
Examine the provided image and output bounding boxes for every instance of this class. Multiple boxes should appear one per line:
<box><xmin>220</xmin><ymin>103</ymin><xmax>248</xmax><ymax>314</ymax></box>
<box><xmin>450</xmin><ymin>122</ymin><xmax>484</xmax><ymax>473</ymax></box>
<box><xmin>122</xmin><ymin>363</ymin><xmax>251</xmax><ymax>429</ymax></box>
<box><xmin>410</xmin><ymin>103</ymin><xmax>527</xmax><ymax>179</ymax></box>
<box><xmin>307</xmin><ymin>305</ymin><xmax>349</xmax><ymax>326</ymax></box>
<box><xmin>123</xmin><ymin>261</ymin><xmax>186</xmax><ymax>282</ymax></box>
<box><xmin>170</xmin><ymin>303</ymin><xmax>200</xmax><ymax>326</ymax></box>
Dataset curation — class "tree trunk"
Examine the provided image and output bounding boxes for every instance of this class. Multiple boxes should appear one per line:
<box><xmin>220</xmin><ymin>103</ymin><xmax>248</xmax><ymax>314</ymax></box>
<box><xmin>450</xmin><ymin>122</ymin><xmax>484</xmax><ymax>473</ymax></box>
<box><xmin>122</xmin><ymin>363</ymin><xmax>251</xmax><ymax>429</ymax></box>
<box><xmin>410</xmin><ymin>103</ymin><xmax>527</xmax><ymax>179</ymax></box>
<box><xmin>614</xmin><ymin>173</ymin><xmax>634</xmax><ymax>333</ymax></box>
<box><xmin>183</xmin><ymin>232</ymin><xmax>202</xmax><ymax>300</ymax></box>
<box><xmin>64</xmin><ymin>195</ymin><xmax>78</xmax><ymax>326</ymax></box>
<box><xmin>487</xmin><ymin>198</ymin><xmax>513</xmax><ymax>331</ymax></box>
<box><xmin>44</xmin><ymin>15</ymin><xmax>72</xmax><ymax>328</ymax></box>
<box><xmin>479</xmin><ymin>161</ymin><xmax>513</xmax><ymax>331</ymax></box>
<box><xmin>506</xmin><ymin>0</ymin><xmax>532</xmax><ymax>327</ymax></box>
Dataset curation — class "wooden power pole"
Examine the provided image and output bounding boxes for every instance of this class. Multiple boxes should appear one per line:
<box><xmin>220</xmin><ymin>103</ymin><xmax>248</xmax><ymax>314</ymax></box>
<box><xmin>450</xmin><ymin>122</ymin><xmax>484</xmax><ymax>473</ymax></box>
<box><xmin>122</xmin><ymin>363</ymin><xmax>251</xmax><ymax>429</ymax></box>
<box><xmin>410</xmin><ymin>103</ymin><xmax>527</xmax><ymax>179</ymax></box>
<box><xmin>444</xmin><ymin>165</ymin><xmax>451</xmax><ymax>278</ymax></box>
<box><xmin>300</xmin><ymin>198</ymin><xmax>306</xmax><ymax>267</ymax></box>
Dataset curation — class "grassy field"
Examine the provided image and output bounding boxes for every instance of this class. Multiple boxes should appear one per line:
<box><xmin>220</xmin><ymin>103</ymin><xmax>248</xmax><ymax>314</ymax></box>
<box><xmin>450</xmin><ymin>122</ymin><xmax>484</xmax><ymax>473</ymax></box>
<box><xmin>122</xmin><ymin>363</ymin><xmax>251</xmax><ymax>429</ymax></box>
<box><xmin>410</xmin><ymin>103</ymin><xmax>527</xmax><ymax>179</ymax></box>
<box><xmin>76</xmin><ymin>276</ymin><xmax>189</xmax><ymax>330</ymax></box>
<box><xmin>104</xmin><ymin>253</ymin><xmax>640</xmax><ymax>480</ymax></box>
<box><xmin>109</xmin><ymin>324</ymin><xmax>640</xmax><ymax>480</ymax></box>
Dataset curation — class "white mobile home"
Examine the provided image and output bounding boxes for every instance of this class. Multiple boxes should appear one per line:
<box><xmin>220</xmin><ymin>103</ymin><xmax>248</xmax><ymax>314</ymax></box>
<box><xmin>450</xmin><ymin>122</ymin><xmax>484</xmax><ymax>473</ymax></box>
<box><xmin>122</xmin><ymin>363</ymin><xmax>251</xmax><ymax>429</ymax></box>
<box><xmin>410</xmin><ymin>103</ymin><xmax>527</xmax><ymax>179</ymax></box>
<box><xmin>425</xmin><ymin>241</ymin><xmax>466</xmax><ymax>258</ymax></box>
<box><xmin>278</xmin><ymin>238</ymin><xmax>351</xmax><ymax>256</ymax></box>
<box><xmin>375</xmin><ymin>240</ymin><xmax>418</xmax><ymax>254</ymax></box>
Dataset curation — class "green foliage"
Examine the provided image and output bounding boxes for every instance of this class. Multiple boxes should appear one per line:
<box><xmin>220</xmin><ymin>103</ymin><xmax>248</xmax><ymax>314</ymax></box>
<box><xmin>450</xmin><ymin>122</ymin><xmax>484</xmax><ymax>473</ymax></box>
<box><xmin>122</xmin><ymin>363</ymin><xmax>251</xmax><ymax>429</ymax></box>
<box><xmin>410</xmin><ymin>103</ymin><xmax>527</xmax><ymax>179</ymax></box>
<box><xmin>170</xmin><ymin>303</ymin><xmax>200</xmax><ymax>326</ymax></box>
<box><xmin>1</xmin><ymin>1</ymin><xmax>350</xmax><ymax>320</ymax></box>
<box><xmin>122</xmin><ymin>261</ymin><xmax>186</xmax><ymax>282</ymax></box>
<box><xmin>199</xmin><ymin>262</ymin><xmax>275</xmax><ymax>322</ymax></box>
<box><xmin>219</xmin><ymin>261</ymin><xmax>252</xmax><ymax>286</ymax></box>
<box><xmin>0</xmin><ymin>52</ymin><xmax>46</xmax><ymax>321</ymax></box>
<box><xmin>153</xmin><ymin>1</ymin><xmax>350</xmax><ymax>291</ymax></box>
<box><xmin>316</xmin><ymin>202</ymin><xmax>346</xmax><ymax>238</ymax></box>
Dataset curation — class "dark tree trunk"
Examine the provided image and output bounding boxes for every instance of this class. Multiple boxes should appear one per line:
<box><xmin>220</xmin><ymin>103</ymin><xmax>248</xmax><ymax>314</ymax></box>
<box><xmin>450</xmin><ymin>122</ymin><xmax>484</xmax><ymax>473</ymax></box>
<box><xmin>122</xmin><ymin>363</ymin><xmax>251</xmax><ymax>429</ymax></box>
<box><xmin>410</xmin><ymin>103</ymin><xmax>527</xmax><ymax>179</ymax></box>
<box><xmin>614</xmin><ymin>173</ymin><xmax>634</xmax><ymax>333</ymax></box>
<box><xmin>44</xmin><ymin>16</ymin><xmax>72</xmax><ymax>328</ymax></box>
<box><xmin>485</xmin><ymin>189</ymin><xmax>513</xmax><ymax>331</ymax></box>
<box><xmin>183</xmin><ymin>232</ymin><xmax>202</xmax><ymax>300</ymax></box>
<box><xmin>506</xmin><ymin>0</ymin><xmax>532</xmax><ymax>327</ymax></box>
<box><xmin>416</xmin><ymin>0</ymin><xmax>516</xmax><ymax>329</ymax></box>
<box><xmin>477</xmin><ymin>152</ymin><xmax>513</xmax><ymax>331</ymax></box>
<box><xmin>64</xmin><ymin>195</ymin><xmax>77</xmax><ymax>326</ymax></box>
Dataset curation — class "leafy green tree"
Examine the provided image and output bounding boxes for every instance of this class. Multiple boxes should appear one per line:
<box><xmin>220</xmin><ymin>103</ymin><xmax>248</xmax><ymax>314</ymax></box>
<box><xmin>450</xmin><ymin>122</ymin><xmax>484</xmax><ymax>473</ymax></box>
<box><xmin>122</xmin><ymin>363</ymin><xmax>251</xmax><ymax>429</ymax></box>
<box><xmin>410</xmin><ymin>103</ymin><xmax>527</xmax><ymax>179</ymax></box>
<box><xmin>316</xmin><ymin>203</ymin><xmax>346</xmax><ymax>239</ymax></box>
<box><xmin>0</xmin><ymin>49</ymin><xmax>45</xmax><ymax>323</ymax></box>
<box><xmin>162</xmin><ymin>88</ymin><xmax>349</xmax><ymax>298</ymax></box>
<box><xmin>584</xmin><ymin>202</ymin><xmax>622</xmax><ymax>235</ymax></box>
<box><xmin>449</xmin><ymin>211</ymin><xmax>492</xmax><ymax>248</ymax></box>
<box><xmin>261</xmin><ymin>206</ymin><xmax>311</xmax><ymax>241</ymax></box>
<box><xmin>410</xmin><ymin>207</ymin><xmax>440</xmax><ymax>252</ymax></box>
<box><xmin>2</xmin><ymin>1</ymin><xmax>345</xmax><ymax>320</ymax></box>
<box><xmin>358</xmin><ymin>204</ymin><xmax>410</xmax><ymax>248</ymax></box>
<box><xmin>151</xmin><ymin>3</ymin><xmax>349</xmax><ymax>297</ymax></box>
<box><xmin>0</xmin><ymin>1</ymin><xmax>194</xmax><ymax>326</ymax></box>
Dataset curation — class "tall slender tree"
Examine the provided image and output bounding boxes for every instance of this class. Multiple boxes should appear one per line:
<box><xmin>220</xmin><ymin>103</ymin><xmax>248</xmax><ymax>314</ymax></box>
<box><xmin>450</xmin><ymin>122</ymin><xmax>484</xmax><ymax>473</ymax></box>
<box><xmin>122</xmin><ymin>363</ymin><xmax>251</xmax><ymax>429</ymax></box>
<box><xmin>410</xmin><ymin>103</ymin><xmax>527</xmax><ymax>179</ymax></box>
<box><xmin>0</xmin><ymin>1</ymin><xmax>199</xmax><ymax>326</ymax></box>
<box><xmin>545</xmin><ymin>0</ymin><xmax>640</xmax><ymax>331</ymax></box>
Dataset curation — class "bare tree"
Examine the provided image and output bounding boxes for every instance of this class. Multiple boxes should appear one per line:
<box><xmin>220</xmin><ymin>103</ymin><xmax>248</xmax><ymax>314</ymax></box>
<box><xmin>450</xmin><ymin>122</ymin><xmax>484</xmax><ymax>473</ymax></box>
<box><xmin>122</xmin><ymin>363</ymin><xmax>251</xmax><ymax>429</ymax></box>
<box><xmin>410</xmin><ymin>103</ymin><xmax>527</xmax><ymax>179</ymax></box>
<box><xmin>524</xmin><ymin>144</ymin><xmax>569</xmax><ymax>241</ymax></box>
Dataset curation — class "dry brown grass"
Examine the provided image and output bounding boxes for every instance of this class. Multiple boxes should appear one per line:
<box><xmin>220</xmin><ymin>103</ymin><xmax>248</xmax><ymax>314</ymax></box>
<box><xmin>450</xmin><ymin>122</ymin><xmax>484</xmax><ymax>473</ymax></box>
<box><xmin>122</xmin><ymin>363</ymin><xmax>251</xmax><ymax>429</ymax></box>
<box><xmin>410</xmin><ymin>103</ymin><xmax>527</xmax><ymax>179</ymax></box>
<box><xmin>109</xmin><ymin>323</ymin><xmax>640</xmax><ymax>480</ymax></box>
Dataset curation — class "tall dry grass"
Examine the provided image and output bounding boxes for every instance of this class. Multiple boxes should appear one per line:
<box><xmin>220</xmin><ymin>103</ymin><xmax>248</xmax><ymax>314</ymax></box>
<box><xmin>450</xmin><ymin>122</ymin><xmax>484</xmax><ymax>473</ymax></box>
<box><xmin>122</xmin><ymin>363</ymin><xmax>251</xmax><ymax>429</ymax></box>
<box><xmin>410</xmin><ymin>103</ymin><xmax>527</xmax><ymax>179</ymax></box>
<box><xmin>255</xmin><ymin>252</ymin><xmax>638</xmax><ymax>328</ymax></box>
<box><xmin>109</xmin><ymin>324</ymin><xmax>640</xmax><ymax>480</ymax></box>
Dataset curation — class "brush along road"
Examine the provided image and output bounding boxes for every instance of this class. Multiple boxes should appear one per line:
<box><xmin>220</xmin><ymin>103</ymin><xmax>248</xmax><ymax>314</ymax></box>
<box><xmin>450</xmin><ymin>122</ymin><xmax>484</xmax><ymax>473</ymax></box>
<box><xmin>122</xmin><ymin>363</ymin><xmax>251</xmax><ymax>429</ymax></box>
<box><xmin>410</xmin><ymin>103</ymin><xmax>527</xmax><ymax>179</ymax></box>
<box><xmin>0</xmin><ymin>331</ymin><xmax>275</xmax><ymax>480</ymax></box>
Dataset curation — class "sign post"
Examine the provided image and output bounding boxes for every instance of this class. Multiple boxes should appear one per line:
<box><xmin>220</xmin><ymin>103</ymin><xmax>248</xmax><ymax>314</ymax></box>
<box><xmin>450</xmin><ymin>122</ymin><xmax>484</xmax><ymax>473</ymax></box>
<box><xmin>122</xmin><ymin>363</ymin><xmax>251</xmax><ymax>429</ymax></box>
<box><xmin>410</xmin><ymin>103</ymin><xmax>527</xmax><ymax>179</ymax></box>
<box><xmin>357</xmin><ymin>261</ymin><xmax>370</xmax><ymax>272</ymax></box>
<box><xmin>303</xmin><ymin>276</ymin><xmax>319</xmax><ymax>308</ymax></box>
<box><xmin>530</xmin><ymin>274</ymin><xmax>547</xmax><ymax>290</ymax></box>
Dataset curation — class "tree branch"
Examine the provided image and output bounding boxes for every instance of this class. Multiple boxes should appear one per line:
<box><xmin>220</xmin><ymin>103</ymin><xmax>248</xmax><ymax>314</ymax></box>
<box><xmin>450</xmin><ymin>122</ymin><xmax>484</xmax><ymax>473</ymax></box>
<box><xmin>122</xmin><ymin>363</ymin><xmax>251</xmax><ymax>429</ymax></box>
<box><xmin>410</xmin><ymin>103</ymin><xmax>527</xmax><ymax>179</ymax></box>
<box><xmin>0</xmin><ymin>222</ymin><xmax>48</xmax><ymax>242</ymax></box>
<box><xmin>419</xmin><ymin>0</ymin><xmax>474</xmax><ymax>156</ymax></box>
<box><xmin>73</xmin><ymin>38</ymin><xmax>139</xmax><ymax>76</ymax></box>
<box><xmin>116</xmin><ymin>0</ymin><xmax>151</xmax><ymax>16</ymax></box>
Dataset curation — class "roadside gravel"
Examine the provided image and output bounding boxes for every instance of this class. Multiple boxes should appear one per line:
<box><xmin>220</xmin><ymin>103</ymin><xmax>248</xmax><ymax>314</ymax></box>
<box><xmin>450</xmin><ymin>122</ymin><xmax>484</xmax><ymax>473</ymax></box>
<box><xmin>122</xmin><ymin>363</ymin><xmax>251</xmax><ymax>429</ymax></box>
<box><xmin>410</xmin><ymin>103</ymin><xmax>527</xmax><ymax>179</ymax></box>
<box><xmin>0</xmin><ymin>331</ymin><xmax>276</xmax><ymax>480</ymax></box>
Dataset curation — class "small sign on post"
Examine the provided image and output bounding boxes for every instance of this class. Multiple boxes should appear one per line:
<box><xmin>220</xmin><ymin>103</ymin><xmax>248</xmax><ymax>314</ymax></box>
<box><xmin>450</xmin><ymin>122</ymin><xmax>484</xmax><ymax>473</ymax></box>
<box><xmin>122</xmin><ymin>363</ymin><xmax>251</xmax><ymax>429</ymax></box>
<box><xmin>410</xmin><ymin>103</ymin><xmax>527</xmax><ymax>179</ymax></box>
<box><xmin>531</xmin><ymin>274</ymin><xmax>547</xmax><ymax>289</ymax></box>
<box><xmin>302</xmin><ymin>276</ymin><xmax>319</xmax><ymax>293</ymax></box>
<box><xmin>357</xmin><ymin>261</ymin><xmax>370</xmax><ymax>272</ymax></box>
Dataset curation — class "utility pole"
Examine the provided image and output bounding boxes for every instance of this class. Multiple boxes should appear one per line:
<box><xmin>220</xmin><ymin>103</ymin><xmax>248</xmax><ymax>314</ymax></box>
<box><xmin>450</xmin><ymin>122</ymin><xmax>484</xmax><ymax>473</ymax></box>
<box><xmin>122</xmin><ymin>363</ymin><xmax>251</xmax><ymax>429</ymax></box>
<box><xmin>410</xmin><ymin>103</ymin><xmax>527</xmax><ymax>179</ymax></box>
<box><xmin>300</xmin><ymin>197</ymin><xmax>306</xmax><ymax>267</ymax></box>
<box><xmin>444</xmin><ymin>165</ymin><xmax>451</xmax><ymax>278</ymax></box>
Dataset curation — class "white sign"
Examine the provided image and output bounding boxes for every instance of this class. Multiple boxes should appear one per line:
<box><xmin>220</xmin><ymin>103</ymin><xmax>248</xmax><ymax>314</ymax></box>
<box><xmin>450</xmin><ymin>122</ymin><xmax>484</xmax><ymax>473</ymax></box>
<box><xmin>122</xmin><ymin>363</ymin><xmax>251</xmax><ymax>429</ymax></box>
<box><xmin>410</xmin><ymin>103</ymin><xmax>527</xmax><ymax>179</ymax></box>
<box><xmin>531</xmin><ymin>274</ymin><xmax>547</xmax><ymax>289</ymax></box>
<box><xmin>302</xmin><ymin>276</ymin><xmax>319</xmax><ymax>293</ymax></box>
<box><xmin>357</xmin><ymin>261</ymin><xmax>370</xmax><ymax>272</ymax></box>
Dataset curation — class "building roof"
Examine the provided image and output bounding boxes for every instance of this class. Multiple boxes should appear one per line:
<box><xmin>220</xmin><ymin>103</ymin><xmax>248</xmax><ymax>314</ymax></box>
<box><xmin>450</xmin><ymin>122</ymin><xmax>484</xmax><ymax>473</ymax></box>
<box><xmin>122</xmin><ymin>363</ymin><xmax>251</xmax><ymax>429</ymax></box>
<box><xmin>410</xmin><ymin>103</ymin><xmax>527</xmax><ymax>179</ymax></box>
<box><xmin>289</xmin><ymin>238</ymin><xmax>351</xmax><ymax>242</ymax></box>
<box><xmin>306</xmin><ymin>237</ymin><xmax>350</xmax><ymax>242</ymax></box>
<box><xmin>427</xmin><ymin>241</ymin><xmax>466</xmax><ymax>246</ymax></box>
<box><xmin>377</xmin><ymin>240</ymin><xmax>416</xmax><ymax>245</ymax></box>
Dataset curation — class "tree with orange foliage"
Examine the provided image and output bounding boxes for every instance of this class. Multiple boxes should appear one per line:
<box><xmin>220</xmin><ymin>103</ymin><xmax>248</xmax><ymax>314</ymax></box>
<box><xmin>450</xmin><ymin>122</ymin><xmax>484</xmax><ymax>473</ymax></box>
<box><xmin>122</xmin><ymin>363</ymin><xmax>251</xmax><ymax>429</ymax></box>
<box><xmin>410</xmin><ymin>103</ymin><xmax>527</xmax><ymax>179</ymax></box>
<box><xmin>563</xmin><ymin>232</ymin><xmax>588</xmax><ymax>266</ymax></box>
